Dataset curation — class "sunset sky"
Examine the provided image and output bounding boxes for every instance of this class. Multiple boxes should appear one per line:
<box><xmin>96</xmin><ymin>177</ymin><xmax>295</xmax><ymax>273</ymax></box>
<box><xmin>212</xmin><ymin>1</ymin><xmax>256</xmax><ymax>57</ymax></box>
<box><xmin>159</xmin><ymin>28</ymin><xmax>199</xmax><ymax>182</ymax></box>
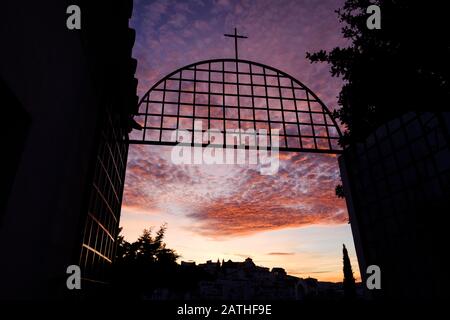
<box><xmin>121</xmin><ymin>0</ymin><xmax>360</xmax><ymax>282</ymax></box>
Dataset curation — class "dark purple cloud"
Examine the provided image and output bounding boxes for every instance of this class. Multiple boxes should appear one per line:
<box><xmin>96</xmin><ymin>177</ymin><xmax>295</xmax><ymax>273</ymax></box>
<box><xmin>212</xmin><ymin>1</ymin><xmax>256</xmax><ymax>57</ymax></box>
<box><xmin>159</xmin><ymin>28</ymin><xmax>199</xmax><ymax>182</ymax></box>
<box><xmin>267</xmin><ymin>252</ymin><xmax>296</xmax><ymax>256</ymax></box>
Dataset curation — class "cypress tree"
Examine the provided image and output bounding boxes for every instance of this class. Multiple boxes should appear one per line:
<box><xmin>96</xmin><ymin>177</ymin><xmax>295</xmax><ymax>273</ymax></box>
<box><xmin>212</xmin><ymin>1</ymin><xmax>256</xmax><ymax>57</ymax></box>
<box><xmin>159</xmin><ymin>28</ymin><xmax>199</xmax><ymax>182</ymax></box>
<box><xmin>343</xmin><ymin>244</ymin><xmax>356</xmax><ymax>299</ymax></box>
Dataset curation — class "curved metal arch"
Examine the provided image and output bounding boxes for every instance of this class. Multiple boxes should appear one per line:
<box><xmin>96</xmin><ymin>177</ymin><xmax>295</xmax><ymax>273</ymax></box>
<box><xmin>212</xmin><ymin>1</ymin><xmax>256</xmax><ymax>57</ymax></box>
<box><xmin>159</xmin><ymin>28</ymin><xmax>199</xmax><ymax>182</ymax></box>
<box><xmin>130</xmin><ymin>58</ymin><xmax>342</xmax><ymax>154</ymax></box>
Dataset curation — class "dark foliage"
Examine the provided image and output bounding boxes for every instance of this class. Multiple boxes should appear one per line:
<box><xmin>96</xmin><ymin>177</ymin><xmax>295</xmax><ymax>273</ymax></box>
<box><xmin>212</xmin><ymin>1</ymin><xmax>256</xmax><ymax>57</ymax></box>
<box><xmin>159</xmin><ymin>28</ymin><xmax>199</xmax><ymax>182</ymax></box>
<box><xmin>307</xmin><ymin>0</ymin><xmax>450</xmax><ymax>146</ymax></box>
<box><xmin>112</xmin><ymin>225</ymin><xmax>211</xmax><ymax>299</ymax></box>
<box><xmin>335</xmin><ymin>184</ymin><xmax>346</xmax><ymax>198</ymax></box>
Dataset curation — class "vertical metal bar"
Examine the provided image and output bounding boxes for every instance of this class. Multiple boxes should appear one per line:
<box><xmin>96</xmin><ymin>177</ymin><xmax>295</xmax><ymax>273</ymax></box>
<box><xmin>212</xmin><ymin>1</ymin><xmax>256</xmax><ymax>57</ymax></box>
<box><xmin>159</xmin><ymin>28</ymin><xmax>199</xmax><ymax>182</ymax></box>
<box><xmin>263</xmin><ymin>67</ymin><xmax>272</xmax><ymax>147</ymax></box>
<box><xmin>249</xmin><ymin>63</ymin><xmax>257</xmax><ymax>149</ymax></box>
<box><xmin>234</xmin><ymin>28</ymin><xmax>238</xmax><ymax>60</ymax></box>
<box><xmin>222</xmin><ymin>61</ymin><xmax>226</xmax><ymax>148</ymax></box>
<box><xmin>235</xmin><ymin>59</ymin><xmax>242</xmax><ymax>145</ymax></box>
<box><xmin>143</xmin><ymin>96</ymin><xmax>149</xmax><ymax>141</ymax></box>
<box><xmin>291</xmin><ymin>80</ymin><xmax>303</xmax><ymax>149</ymax></box>
<box><xmin>277</xmin><ymin>73</ymin><xmax>288</xmax><ymax>148</ymax></box>
<box><xmin>175</xmin><ymin>70</ymin><xmax>183</xmax><ymax>142</ymax></box>
<box><xmin>323</xmin><ymin>107</ymin><xmax>332</xmax><ymax>150</ymax></box>
<box><xmin>159</xmin><ymin>80</ymin><xmax>167</xmax><ymax>142</ymax></box>
<box><xmin>208</xmin><ymin>62</ymin><xmax>211</xmax><ymax>143</ymax></box>
<box><xmin>192</xmin><ymin>65</ymin><xmax>197</xmax><ymax>146</ymax></box>
<box><xmin>306</xmin><ymin>90</ymin><xmax>318</xmax><ymax>149</ymax></box>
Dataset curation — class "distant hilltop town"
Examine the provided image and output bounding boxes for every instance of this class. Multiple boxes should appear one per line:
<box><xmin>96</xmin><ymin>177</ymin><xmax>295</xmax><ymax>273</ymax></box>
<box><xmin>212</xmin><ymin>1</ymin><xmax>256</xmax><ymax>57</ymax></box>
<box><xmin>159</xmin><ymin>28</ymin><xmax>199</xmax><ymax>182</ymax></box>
<box><xmin>150</xmin><ymin>257</ymin><xmax>349</xmax><ymax>300</ymax></box>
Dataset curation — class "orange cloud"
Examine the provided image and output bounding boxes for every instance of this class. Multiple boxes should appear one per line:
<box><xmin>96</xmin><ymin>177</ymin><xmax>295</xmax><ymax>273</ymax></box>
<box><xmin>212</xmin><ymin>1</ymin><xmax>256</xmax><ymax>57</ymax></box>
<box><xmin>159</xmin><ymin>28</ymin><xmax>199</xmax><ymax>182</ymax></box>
<box><xmin>123</xmin><ymin>145</ymin><xmax>346</xmax><ymax>239</ymax></box>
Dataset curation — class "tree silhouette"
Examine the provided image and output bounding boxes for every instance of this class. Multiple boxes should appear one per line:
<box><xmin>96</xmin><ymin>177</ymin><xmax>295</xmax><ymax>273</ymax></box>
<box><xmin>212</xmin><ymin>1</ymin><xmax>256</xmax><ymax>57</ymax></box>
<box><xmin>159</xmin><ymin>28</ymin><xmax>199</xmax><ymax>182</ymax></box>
<box><xmin>335</xmin><ymin>184</ymin><xmax>345</xmax><ymax>198</ymax></box>
<box><xmin>115</xmin><ymin>227</ymin><xmax>133</xmax><ymax>262</ymax></box>
<box><xmin>113</xmin><ymin>224</ymin><xmax>179</xmax><ymax>299</ymax></box>
<box><xmin>112</xmin><ymin>224</ymin><xmax>214</xmax><ymax>299</ymax></box>
<box><xmin>132</xmin><ymin>224</ymin><xmax>179</xmax><ymax>264</ymax></box>
<box><xmin>342</xmin><ymin>244</ymin><xmax>356</xmax><ymax>299</ymax></box>
<box><xmin>307</xmin><ymin>0</ymin><xmax>450</xmax><ymax>146</ymax></box>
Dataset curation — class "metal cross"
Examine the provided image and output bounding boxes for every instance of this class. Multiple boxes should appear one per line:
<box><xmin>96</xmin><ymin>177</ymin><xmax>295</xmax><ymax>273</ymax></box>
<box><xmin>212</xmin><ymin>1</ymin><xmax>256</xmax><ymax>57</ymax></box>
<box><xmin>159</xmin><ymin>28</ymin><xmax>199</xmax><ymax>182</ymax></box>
<box><xmin>224</xmin><ymin>27</ymin><xmax>248</xmax><ymax>60</ymax></box>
